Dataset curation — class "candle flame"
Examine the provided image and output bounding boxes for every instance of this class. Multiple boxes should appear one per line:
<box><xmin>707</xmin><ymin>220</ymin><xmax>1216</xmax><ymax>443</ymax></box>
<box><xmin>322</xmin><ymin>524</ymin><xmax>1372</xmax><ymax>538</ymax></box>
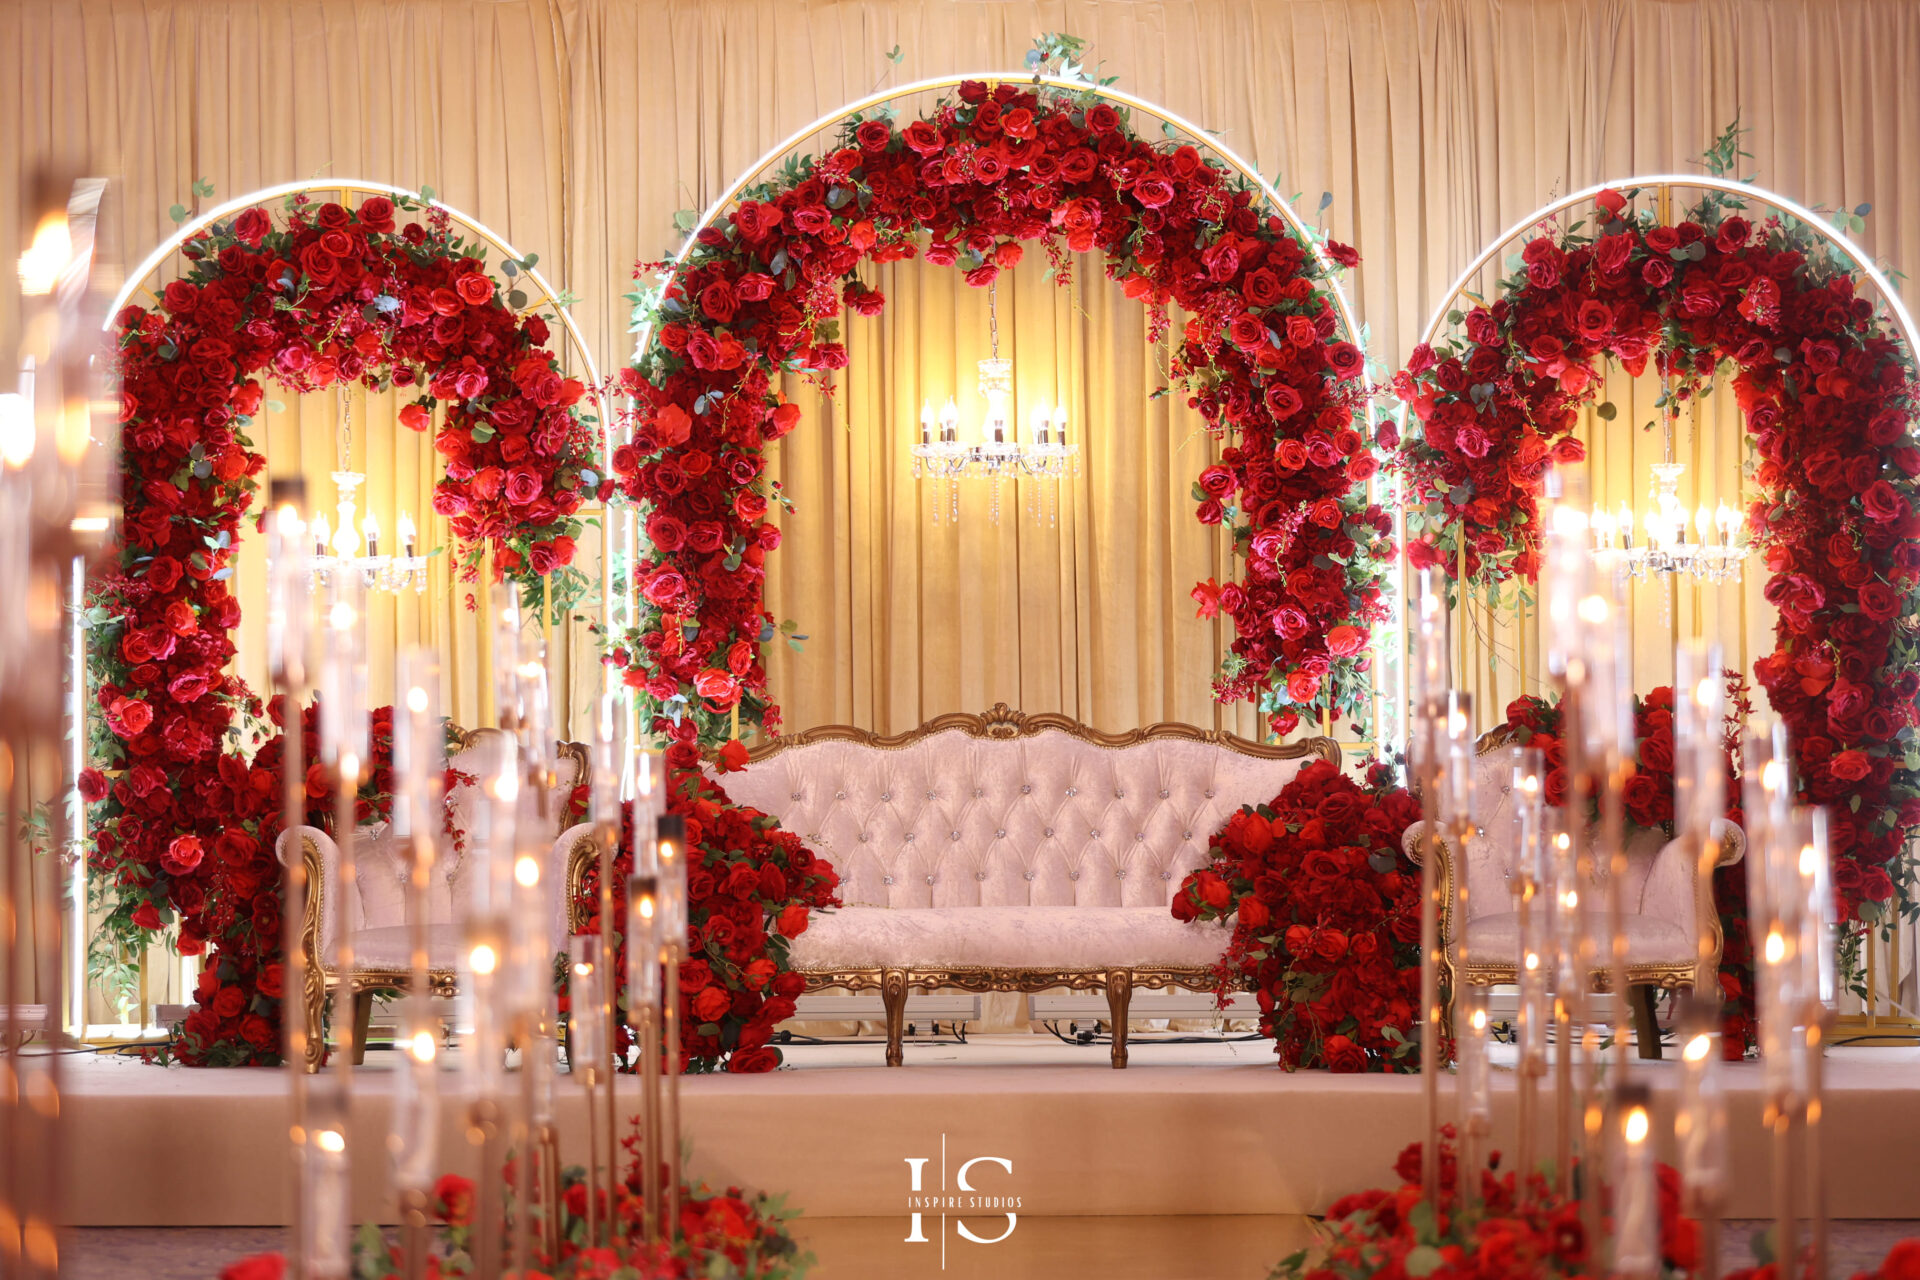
<box><xmin>406</xmin><ymin>686</ymin><xmax>429</xmax><ymax>713</ymax></box>
<box><xmin>1799</xmin><ymin>842</ymin><xmax>1819</xmax><ymax>877</ymax></box>
<box><xmin>315</xmin><ymin>1128</ymin><xmax>346</xmax><ymax>1154</ymax></box>
<box><xmin>18</xmin><ymin>213</ymin><xmax>73</xmax><ymax>295</ymax></box>
<box><xmin>1624</xmin><ymin>1106</ymin><xmax>1650</xmax><ymax>1145</ymax></box>
<box><xmin>469</xmin><ymin>944</ymin><xmax>498</xmax><ymax>974</ymax></box>
<box><xmin>408</xmin><ymin>1030</ymin><xmax>437</xmax><ymax>1062</ymax></box>
<box><xmin>514</xmin><ymin>855</ymin><xmax>540</xmax><ymax>887</ymax></box>
<box><xmin>1764</xmin><ymin>930</ymin><xmax>1786</xmax><ymax>964</ymax></box>
<box><xmin>1683</xmin><ymin>1032</ymin><xmax>1712</xmax><ymax>1063</ymax></box>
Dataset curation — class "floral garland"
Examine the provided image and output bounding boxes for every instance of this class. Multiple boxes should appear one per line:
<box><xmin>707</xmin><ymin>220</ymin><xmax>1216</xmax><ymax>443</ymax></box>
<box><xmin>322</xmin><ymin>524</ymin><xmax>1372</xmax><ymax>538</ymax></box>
<box><xmin>618</xmin><ymin>50</ymin><xmax>1392</xmax><ymax>749</ymax></box>
<box><xmin>88</xmin><ymin>189</ymin><xmax>599</xmax><ymax>1064</ymax></box>
<box><xmin>1394</xmin><ymin>177</ymin><xmax>1920</xmax><ymax>932</ymax></box>
<box><xmin>219</xmin><ymin>1119</ymin><xmax>812</xmax><ymax>1280</ymax></box>
<box><xmin>1497</xmin><ymin>680</ymin><xmax>1759</xmax><ymax>1054</ymax></box>
<box><xmin>1280</xmin><ymin>1129</ymin><xmax>1702</xmax><ymax>1279</ymax></box>
<box><xmin>567</xmin><ymin>752</ymin><xmax>839</xmax><ymax>1073</ymax></box>
<box><xmin>1171</xmin><ymin>758</ymin><xmax>1427</xmax><ymax>1071</ymax></box>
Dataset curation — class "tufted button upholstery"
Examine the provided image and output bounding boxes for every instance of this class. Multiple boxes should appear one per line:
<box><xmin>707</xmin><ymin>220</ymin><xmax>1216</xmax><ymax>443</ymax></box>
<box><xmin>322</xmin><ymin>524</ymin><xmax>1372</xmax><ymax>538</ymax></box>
<box><xmin>709</xmin><ymin>727</ymin><xmax>1320</xmax><ymax>913</ymax></box>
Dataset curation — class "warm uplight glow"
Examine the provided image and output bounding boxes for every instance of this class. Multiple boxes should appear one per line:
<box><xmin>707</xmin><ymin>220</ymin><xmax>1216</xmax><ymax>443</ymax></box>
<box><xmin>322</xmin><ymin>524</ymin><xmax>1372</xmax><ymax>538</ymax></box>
<box><xmin>514</xmin><ymin>855</ymin><xmax>541</xmax><ymax>887</ymax></box>
<box><xmin>406</xmin><ymin>686</ymin><xmax>430</xmax><ymax>714</ymax></box>
<box><xmin>1694</xmin><ymin>677</ymin><xmax>1717</xmax><ymax>707</ymax></box>
<box><xmin>1524</xmin><ymin>952</ymin><xmax>1541</xmax><ymax>971</ymax></box>
<box><xmin>573</xmin><ymin>961</ymin><xmax>594</xmax><ymax>978</ymax></box>
<box><xmin>469</xmin><ymin>944</ymin><xmax>498</xmax><ymax>975</ymax></box>
<box><xmin>1683</xmin><ymin>1032</ymin><xmax>1712</xmax><ymax>1063</ymax></box>
<box><xmin>315</xmin><ymin>1128</ymin><xmax>347</xmax><ymax>1154</ymax></box>
<box><xmin>70</xmin><ymin>515</ymin><xmax>110</xmax><ymax>534</ymax></box>
<box><xmin>491</xmin><ymin>773</ymin><xmax>520</xmax><ymax>803</ymax></box>
<box><xmin>1470</xmin><ymin>1008</ymin><xmax>1489</xmax><ymax>1032</ymax></box>
<box><xmin>1624</xmin><ymin>1106</ymin><xmax>1650</xmax><ymax>1145</ymax></box>
<box><xmin>339</xmin><ymin>753</ymin><xmax>361</xmax><ymax>785</ymax></box>
<box><xmin>1762</xmin><ymin>760</ymin><xmax>1784</xmax><ymax>792</ymax></box>
<box><xmin>18</xmin><ymin>214</ymin><xmax>73</xmax><ymax>295</ymax></box>
<box><xmin>408</xmin><ymin>1030</ymin><xmax>437</xmax><ymax>1062</ymax></box>
<box><xmin>1764</xmin><ymin>930</ymin><xmax>1786</xmax><ymax>965</ymax></box>
<box><xmin>1799</xmin><ymin>842</ymin><xmax>1819</xmax><ymax>877</ymax></box>
<box><xmin>1577</xmin><ymin>594</ymin><xmax>1609</xmax><ymax>624</ymax></box>
<box><xmin>1563</xmin><ymin>889</ymin><xmax>1579</xmax><ymax>910</ymax></box>
<box><xmin>329</xmin><ymin>600</ymin><xmax>357</xmax><ymax>631</ymax></box>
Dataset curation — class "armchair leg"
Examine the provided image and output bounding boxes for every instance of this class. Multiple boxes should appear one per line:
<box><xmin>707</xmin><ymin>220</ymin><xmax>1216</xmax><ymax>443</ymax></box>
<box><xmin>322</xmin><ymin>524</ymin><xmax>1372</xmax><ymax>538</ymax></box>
<box><xmin>1105</xmin><ymin>969</ymin><xmax>1133</xmax><ymax>1069</ymax></box>
<box><xmin>1630</xmin><ymin>985</ymin><xmax>1663</xmax><ymax>1060</ymax></box>
<box><xmin>351</xmin><ymin>990</ymin><xmax>376</xmax><ymax>1066</ymax></box>
<box><xmin>302</xmin><ymin>974</ymin><xmax>327</xmax><ymax>1074</ymax></box>
<box><xmin>880</xmin><ymin>969</ymin><xmax>908</xmax><ymax>1068</ymax></box>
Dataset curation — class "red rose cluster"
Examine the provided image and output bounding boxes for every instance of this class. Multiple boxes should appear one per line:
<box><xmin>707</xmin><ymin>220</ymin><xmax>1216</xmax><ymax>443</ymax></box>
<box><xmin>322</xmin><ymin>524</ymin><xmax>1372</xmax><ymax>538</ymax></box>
<box><xmin>1394</xmin><ymin>186</ymin><xmax>1920</xmax><ymax>929</ymax></box>
<box><xmin>569</xmin><ymin>756</ymin><xmax>839</xmax><ymax>1073</ymax></box>
<box><xmin>1284</xmin><ymin>1129</ymin><xmax>1702</xmax><ymax>1280</ymax></box>
<box><xmin>91</xmin><ymin>192</ymin><xmax>598</xmax><ymax>1064</ymax></box>
<box><xmin>618</xmin><ymin>79</ymin><xmax>1392</xmax><ymax>748</ymax></box>
<box><xmin>1172</xmin><ymin>758</ymin><xmax>1426</xmax><ymax>1071</ymax></box>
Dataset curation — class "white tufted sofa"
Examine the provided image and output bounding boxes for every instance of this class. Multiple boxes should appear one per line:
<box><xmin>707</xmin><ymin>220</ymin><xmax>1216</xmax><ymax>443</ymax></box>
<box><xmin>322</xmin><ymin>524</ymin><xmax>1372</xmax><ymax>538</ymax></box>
<box><xmin>1401</xmin><ymin>730</ymin><xmax>1744</xmax><ymax>1059</ymax></box>
<box><xmin>710</xmin><ymin>704</ymin><xmax>1339</xmax><ymax>1067</ymax></box>
<box><xmin>276</xmin><ymin>728</ymin><xmax>590</xmax><ymax>1071</ymax></box>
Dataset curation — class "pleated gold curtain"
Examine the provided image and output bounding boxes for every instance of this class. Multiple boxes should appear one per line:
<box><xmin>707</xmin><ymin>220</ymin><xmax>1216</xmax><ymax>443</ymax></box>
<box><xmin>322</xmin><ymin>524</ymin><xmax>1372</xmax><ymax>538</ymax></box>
<box><xmin>6</xmin><ymin>0</ymin><xmax>1920</xmax><ymax>1013</ymax></box>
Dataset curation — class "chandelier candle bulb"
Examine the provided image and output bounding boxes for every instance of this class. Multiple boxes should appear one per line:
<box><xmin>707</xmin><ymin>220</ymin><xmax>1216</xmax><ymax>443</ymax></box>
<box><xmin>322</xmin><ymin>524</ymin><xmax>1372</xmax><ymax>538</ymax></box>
<box><xmin>312</xmin><ymin>511</ymin><xmax>331</xmax><ymax>560</ymax></box>
<box><xmin>364</xmin><ymin>511</ymin><xmax>381</xmax><ymax>559</ymax></box>
<box><xmin>920</xmin><ymin>401</ymin><xmax>933</xmax><ymax>446</ymax></box>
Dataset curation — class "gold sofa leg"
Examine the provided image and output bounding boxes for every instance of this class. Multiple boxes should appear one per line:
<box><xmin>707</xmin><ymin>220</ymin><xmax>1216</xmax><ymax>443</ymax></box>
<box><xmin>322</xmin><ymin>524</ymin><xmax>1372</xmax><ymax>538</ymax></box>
<box><xmin>1105</xmin><ymin>969</ymin><xmax>1133</xmax><ymax>1069</ymax></box>
<box><xmin>881</xmin><ymin>969</ymin><xmax>908</xmax><ymax>1068</ymax></box>
<box><xmin>302</xmin><ymin>972</ymin><xmax>328</xmax><ymax>1074</ymax></box>
<box><xmin>351</xmin><ymin>990</ymin><xmax>376</xmax><ymax>1066</ymax></box>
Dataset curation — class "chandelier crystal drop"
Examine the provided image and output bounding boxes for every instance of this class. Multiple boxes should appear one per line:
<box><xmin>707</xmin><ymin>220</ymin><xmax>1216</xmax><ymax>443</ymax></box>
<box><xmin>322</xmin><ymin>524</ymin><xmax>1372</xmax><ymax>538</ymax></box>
<box><xmin>909</xmin><ymin>281</ymin><xmax>1079</xmax><ymax>526</ymax></box>
<box><xmin>308</xmin><ymin>388</ymin><xmax>431</xmax><ymax>594</ymax></box>
<box><xmin>1586</xmin><ymin>384</ymin><xmax>1751</xmax><ymax>585</ymax></box>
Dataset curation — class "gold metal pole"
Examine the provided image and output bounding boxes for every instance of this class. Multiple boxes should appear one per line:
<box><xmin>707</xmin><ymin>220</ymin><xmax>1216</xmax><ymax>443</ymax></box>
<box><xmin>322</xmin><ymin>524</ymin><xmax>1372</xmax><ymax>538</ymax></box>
<box><xmin>664</xmin><ymin>954</ymin><xmax>683</xmax><ymax>1240</ymax></box>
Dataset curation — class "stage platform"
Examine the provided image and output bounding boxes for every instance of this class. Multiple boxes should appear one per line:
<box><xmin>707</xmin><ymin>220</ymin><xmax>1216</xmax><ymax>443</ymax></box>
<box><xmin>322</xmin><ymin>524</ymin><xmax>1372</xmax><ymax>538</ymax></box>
<box><xmin>61</xmin><ymin>1035</ymin><xmax>1920</xmax><ymax>1227</ymax></box>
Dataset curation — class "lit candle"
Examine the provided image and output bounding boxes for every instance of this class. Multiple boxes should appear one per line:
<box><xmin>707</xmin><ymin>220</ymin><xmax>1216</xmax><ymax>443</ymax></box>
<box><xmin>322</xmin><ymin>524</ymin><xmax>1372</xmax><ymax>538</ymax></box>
<box><xmin>568</xmin><ymin>935</ymin><xmax>606</xmax><ymax>1073</ymax></box>
<box><xmin>311</xmin><ymin>511</ymin><xmax>331</xmax><ymax>560</ymax></box>
<box><xmin>398</xmin><ymin>511</ymin><xmax>417</xmax><ymax>559</ymax></box>
<box><xmin>656</xmin><ymin>814</ymin><xmax>688</xmax><ymax>955</ymax></box>
<box><xmin>1618</xmin><ymin>502</ymin><xmax>1634</xmax><ymax>550</ymax></box>
<box><xmin>1052</xmin><ymin>402</ymin><xmax>1069</xmax><ymax>448</ymax></box>
<box><xmin>939</xmin><ymin>397</ymin><xmax>960</xmax><ymax>444</ymax></box>
<box><xmin>1612</xmin><ymin>1084</ymin><xmax>1661</xmax><ymax>1279</ymax></box>
<box><xmin>363</xmin><ymin>511</ymin><xmax>381</xmax><ymax>559</ymax></box>
<box><xmin>627</xmin><ymin>875</ymin><xmax>661</xmax><ymax>1015</ymax></box>
<box><xmin>1676</xmin><ymin>996</ymin><xmax>1727</xmax><ymax>1208</ymax></box>
<box><xmin>1032</xmin><ymin>405</ymin><xmax>1051</xmax><ymax>446</ymax></box>
<box><xmin>919</xmin><ymin>401</ymin><xmax>933</xmax><ymax>447</ymax></box>
<box><xmin>1459</xmin><ymin>986</ymin><xmax>1493</xmax><ymax>1164</ymax></box>
<box><xmin>1695</xmin><ymin>504</ymin><xmax>1712</xmax><ymax>546</ymax></box>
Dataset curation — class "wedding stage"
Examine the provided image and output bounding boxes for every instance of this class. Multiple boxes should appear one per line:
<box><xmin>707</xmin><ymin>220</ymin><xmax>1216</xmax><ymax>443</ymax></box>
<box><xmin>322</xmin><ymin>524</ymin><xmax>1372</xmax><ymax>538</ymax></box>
<box><xmin>64</xmin><ymin>1038</ymin><xmax>1920</xmax><ymax>1227</ymax></box>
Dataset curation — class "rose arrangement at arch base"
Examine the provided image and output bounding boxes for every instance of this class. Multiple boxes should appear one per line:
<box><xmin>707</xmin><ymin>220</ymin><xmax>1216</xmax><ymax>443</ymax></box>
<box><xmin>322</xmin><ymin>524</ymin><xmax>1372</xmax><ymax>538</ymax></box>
<box><xmin>1277</xmin><ymin>1130</ymin><xmax>1703</xmax><ymax>1280</ymax></box>
<box><xmin>1394</xmin><ymin>178</ymin><xmax>1920</xmax><ymax>937</ymax></box>
<box><xmin>566</xmin><ymin>747</ymin><xmax>839</xmax><ymax>1073</ymax></box>
<box><xmin>217</xmin><ymin>1119</ymin><xmax>812</xmax><ymax>1280</ymax></box>
<box><xmin>85</xmin><ymin>189</ymin><xmax>602</xmax><ymax>1064</ymax></box>
<box><xmin>1495</xmin><ymin>680</ymin><xmax>1763</xmax><ymax>1056</ymax></box>
<box><xmin>619</xmin><ymin>67</ymin><xmax>1394</xmax><ymax>751</ymax></box>
<box><xmin>1172</xmin><ymin>758</ymin><xmax>1430</xmax><ymax>1072</ymax></box>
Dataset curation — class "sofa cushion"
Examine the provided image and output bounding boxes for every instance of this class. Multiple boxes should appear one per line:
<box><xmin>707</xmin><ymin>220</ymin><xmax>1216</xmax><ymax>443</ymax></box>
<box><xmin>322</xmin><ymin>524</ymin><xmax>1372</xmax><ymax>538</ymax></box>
<box><xmin>1458</xmin><ymin>911</ymin><xmax>1691</xmax><ymax>969</ymax></box>
<box><xmin>788</xmin><ymin>906</ymin><xmax>1232</xmax><ymax>972</ymax></box>
<box><xmin>348</xmin><ymin>923</ymin><xmax>465</xmax><ymax>971</ymax></box>
<box><xmin>712</xmin><ymin>727</ymin><xmax>1320</xmax><ymax>911</ymax></box>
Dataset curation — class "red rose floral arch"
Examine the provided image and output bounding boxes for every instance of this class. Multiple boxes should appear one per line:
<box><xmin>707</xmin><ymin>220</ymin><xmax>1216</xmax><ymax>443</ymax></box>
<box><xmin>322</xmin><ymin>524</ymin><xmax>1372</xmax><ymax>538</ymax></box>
<box><xmin>85</xmin><ymin>182</ymin><xmax>604</xmax><ymax>1064</ymax></box>
<box><xmin>1393</xmin><ymin>173</ymin><xmax>1920</xmax><ymax>1007</ymax></box>
<box><xmin>614</xmin><ymin>62</ymin><xmax>1397</xmax><ymax>752</ymax></box>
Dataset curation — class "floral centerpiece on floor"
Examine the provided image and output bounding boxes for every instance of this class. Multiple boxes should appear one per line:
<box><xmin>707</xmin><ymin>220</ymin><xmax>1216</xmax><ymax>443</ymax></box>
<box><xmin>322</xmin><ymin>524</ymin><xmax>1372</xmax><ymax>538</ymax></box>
<box><xmin>1279</xmin><ymin>1130</ymin><xmax>1701</xmax><ymax>1279</ymax></box>
<box><xmin>1172</xmin><ymin>758</ymin><xmax>1427</xmax><ymax>1071</ymax></box>
<box><xmin>568</xmin><ymin>747</ymin><xmax>839</xmax><ymax>1073</ymax></box>
<box><xmin>219</xmin><ymin>1119</ymin><xmax>811</xmax><ymax>1280</ymax></box>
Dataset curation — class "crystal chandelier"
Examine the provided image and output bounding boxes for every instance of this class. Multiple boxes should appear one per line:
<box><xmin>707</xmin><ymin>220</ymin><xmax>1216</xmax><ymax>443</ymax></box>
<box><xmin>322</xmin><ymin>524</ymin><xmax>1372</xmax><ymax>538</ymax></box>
<box><xmin>1586</xmin><ymin>386</ymin><xmax>1750</xmax><ymax>584</ymax></box>
<box><xmin>909</xmin><ymin>282</ymin><xmax>1079</xmax><ymax>526</ymax></box>
<box><xmin>309</xmin><ymin>389</ymin><xmax>431</xmax><ymax>594</ymax></box>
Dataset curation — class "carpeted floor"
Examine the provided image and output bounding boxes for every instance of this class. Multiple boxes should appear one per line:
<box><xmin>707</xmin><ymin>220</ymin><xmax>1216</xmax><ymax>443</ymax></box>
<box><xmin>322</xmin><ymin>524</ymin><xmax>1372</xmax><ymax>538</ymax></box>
<box><xmin>60</xmin><ymin>1217</ymin><xmax>1919</xmax><ymax>1279</ymax></box>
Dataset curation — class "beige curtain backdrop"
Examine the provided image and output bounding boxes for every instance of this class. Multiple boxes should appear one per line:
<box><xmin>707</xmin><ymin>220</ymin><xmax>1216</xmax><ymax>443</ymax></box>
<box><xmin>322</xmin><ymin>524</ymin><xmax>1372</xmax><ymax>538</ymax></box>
<box><xmin>5</xmin><ymin>0</ymin><xmax>1919</xmax><ymax>1014</ymax></box>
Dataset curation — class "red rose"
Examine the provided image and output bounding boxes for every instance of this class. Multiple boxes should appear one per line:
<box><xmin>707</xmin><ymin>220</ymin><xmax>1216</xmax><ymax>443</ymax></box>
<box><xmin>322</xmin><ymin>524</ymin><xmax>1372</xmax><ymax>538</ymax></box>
<box><xmin>455</xmin><ymin>271</ymin><xmax>494</xmax><ymax>307</ymax></box>
<box><xmin>1326</xmin><ymin>625</ymin><xmax>1367</xmax><ymax>657</ymax></box>
<box><xmin>78</xmin><ymin>768</ymin><xmax>109</xmax><ymax>803</ymax></box>
<box><xmin>1326</xmin><ymin>342</ymin><xmax>1365</xmax><ymax>380</ymax></box>
<box><xmin>432</xmin><ymin>1174</ymin><xmax>476</xmax><ymax>1225</ymax></box>
<box><xmin>699</xmin><ymin>281</ymin><xmax>739</xmax><ymax>323</ymax></box>
<box><xmin>356</xmin><ymin>196</ymin><xmax>395</xmax><ymax>232</ymax></box>
<box><xmin>716</xmin><ymin>739</ymin><xmax>750</xmax><ymax>773</ymax></box>
<box><xmin>162</xmin><ymin>834</ymin><xmax>205</xmax><ymax>875</ymax></box>
<box><xmin>1321</xmin><ymin>1034</ymin><xmax>1365</xmax><ymax>1072</ymax></box>
<box><xmin>132</xmin><ymin>901</ymin><xmax>163</xmax><ymax>931</ymax></box>
<box><xmin>398</xmin><ymin>404</ymin><xmax>431</xmax><ymax>432</ymax></box>
<box><xmin>728</xmin><ymin>1045</ymin><xmax>781</xmax><ymax>1073</ymax></box>
<box><xmin>1862</xmin><ymin>481</ymin><xmax>1904</xmax><ymax>522</ymax></box>
<box><xmin>855</xmin><ymin>119</ymin><xmax>892</xmax><ymax>152</ymax></box>
<box><xmin>219</xmin><ymin>1253</ymin><xmax>287</xmax><ymax>1280</ymax></box>
<box><xmin>777</xmin><ymin>904</ymin><xmax>809</xmax><ymax>937</ymax></box>
<box><xmin>233</xmin><ymin>208</ymin><xmax>272</xmax><ymax>246</ymax></box>
<box><xmin>1084</xmin><ymin>103</ymin><xmax>1120</xmax><ymax>134</ymax></box>
<box><xmin>693</xmin><ymin>985</ymin><xmax>731</xmax><ymax>1023</ymax></box>
<box><xmin>504</xmin><ymin>468</ymin><xmax>542</xmax><ymax>506</ymax></box>
<box><xmin>1829</xmin><ymin>750</ymin><xmax>1873</xmax><ymax>782</ymax></box>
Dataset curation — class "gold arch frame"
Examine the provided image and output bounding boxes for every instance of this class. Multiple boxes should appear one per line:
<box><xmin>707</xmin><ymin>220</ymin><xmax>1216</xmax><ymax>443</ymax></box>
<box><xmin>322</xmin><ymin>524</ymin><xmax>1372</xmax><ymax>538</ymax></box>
<box><xmin>618</xmin><ymin>73</ymin><xmax>1385</xmax><ymax>748</ymax></box>
<box><xmin>1397</xmin><ymin>174</ymin><xmax>1920</xmax><ymax>751</ymax></box>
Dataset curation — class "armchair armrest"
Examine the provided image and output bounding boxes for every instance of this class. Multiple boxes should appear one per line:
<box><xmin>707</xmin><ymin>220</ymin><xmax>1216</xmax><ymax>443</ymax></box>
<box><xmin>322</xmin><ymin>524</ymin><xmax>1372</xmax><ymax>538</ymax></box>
<box><xmin>1398</xmin><ymin>819</ymin><xmax>1459</xmax><ymax>951</ymax></box>
<box><xmin>274</xmin><ymin>825</ymin><xmax>340</xmax><ymax>966</ymax></box>
<box><xmin>551</xmin><ymin>822</ymin><xmax>600</xmax><ymax>951</ymax></box>
<box><xmin>1711</xmin><ymin>817</ymin><xmax>1746</xmax><ymax>868</ymax></box>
